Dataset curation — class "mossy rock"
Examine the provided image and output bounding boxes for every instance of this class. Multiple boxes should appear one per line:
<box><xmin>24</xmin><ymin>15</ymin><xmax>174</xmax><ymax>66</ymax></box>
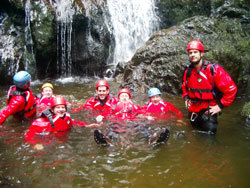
<box><xmin>241</xmin><ymin>102</ymin><xmax>250</xmax><ymax>126</ymax></box>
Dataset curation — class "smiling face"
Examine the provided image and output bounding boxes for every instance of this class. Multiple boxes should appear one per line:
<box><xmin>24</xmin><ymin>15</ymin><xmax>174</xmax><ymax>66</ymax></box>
<box><xmin>150</xmin><ymin>95</ymin><xmax>162</xmax><ymax>105</ymax></box>
<box><xmin>119</xmin><ymin>93</ymin><xmax>130</xmax><ymax>103</ymax></box>
<box><xmin>52</xmin><ymin>105</ymin><xmax>66</xmax><ymax>117</ymax></box>
<box><xmin>42</xmin><ymin>87</ymin><xmax>53</xmax><ymax>98</ymax></box>
<box><xmin>96</xmin><ymin>86</ymin><xmax>109</xmax><ymax>100</ymax></box>
<box><xmin>188</xmin><ymin>49</ymin><xmax>203</xmax><ymax>67</ymax></box>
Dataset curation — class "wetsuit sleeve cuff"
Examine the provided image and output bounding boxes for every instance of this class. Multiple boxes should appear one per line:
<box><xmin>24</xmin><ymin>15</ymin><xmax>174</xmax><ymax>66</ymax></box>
<box><xmin>218</xmin><ymin>100</ymin><xmax>224</xmax><ymax>109</ymax></box>
<box><xmin>184</xmin><ymin>96</ymin><xmax>189</xmax><ymax>101</ymax></box>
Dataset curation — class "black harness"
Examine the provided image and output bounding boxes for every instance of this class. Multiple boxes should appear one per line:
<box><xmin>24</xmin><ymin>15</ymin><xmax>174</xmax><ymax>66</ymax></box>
<box><xmin>185</xmin><ymin>60</ymin><xmax>216</xmax><ymax>103</ymax></box>
<box><xmin>94</xmin><ymin>93</ymin><xmax>113</xmax><ymax>107</ymax></box>
<box><xmin>41</xmin><ymin>109</ymin><xmax>55</xmax><ymax>128</ymax></box>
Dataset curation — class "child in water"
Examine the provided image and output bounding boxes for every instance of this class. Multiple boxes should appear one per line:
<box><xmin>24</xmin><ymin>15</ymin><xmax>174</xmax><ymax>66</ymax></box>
<box><xmin>35</xmin><ymin>83</ymin><xmax>56</xmax><ymax>117</ymax></box>
<box><xmin>95</xmin><ymin>88</ymin><xmax>140</xmax><ymax>123</ymax></box>
<box><xmin>94</xmin><ymin>88</ymin><xmax>170</xmax><ymax>147</ymax></box>
<box><xmin>140</xmin><ymin>88</ymin><xmax>185</xmax><ymax>126</ymax></box>
<box><xmin>26</xmin><ymin>95</ymin><xmax>99</xmax><ymax>149</ymax></box>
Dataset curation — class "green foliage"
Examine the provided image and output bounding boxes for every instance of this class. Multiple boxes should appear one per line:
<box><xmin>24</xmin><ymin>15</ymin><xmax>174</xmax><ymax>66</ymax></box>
<box><xmin>205</xmin><ymin>18</ymin><xmax>250</xmax><ymax>90</ymax></box>
<box><xmin>30</xmin><ymin>1</ymin><xmax>55</xmax><ymax>51</ymax></box>
<box><xmin>157</xmin><ymin>0</ymin><xmax>211</xmax><ymax>29</ymax></box>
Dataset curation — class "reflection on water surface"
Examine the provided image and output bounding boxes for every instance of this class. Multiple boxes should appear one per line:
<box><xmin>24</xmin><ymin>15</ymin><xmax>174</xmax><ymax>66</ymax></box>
<box><xmin>0</xmin><ymin>81</ymin><xmax>249</xmax><ymax>188</ymax></box>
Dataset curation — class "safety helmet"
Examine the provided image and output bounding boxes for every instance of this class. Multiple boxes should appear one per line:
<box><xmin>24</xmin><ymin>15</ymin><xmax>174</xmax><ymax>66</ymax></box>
<box><xmin>13</xmin><ymin>71</ymin><xmax>31</xmax><ymax>88</ymax></box>
<box><xmin>51</xmin><ymin>96</ymin><xmax>67</xmax><ymax>108</ymax></box>
<box><xmin>118</xmin><ymin>88</ymin><xmax>131</xmax><ymax>99</ymax></box>
<box><xmin>186</xmin><ymin>40</ymin><xmax>204</xmax><ymax>52</ymax></box>
<box><xmin>96</xmin><ymin>80</ymin><xmax>109</xmax><ymax>89</ymax></box>
<box><xmin>42</xmin><ymin>83</ymin><xmax>54</xmax><ymax>91</ymax></box>
<box><xmin>148</xmin><ymin>88</ymin><xmax>162</xmax><ymax>98</ymax></box>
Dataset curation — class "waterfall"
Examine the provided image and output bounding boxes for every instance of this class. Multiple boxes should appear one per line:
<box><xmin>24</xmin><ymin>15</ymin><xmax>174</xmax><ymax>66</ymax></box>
<box><xmin>53</xmin><ymin>0</ymin><xmax>74</xmax><ymax>77</ymax></box>
<box><xmin>106</xmin><ymin>0</ymin><xmax>159</xmax><ymax>65</ymax></box>
<box><xmin>0</xmin><ymin>19</ymin><xmax>18</xmax><ymax>76</ymax></box>
<box><xmin>24</xmin><ymin>0</ymin><xmax>36</xmax><ymax>75</ymax></box>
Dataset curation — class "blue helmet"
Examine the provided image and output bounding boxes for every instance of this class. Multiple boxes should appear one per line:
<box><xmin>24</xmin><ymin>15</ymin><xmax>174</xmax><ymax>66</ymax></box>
<box><xmin>148</xmin><ymin>88</ymin><xmax>162</xmax><ymax>98</ymax></box>
<box><xmin>13</xmin><ymin>71</ymin><xmax>31</xmax><ymax>88</ymax></box>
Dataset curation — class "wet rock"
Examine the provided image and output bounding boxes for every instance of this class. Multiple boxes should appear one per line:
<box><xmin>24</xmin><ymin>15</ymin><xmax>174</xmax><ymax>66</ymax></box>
<box><xmin>241</xmin><ymin>102</ymin><xmax>250</xmax><ymax>127</ymax></box>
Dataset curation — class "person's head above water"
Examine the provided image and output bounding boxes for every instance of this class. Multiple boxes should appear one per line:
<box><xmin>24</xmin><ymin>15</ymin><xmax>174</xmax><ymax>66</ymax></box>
<box><xmin>118</xmin><ymin>88</ymin><xmax>131</xmax><ymax>103</ymax></box>
<box><xmin>148</xmin><ymin>88</ymin><xmax>162</xmax><ymax>105</ymax></box>
<box><xmin>41</xmin><ymin>83</ymin><xmax>54</xmax><ymax>98</ymax></box>
<box><xmin>96</xmin><ymin>80</ymin><xmax>110</xmax><ymax>100</ymax></box>
<box><xmin>51</xmin><ymin>96</ymin><xmax>67</xmax><ymax>117</ymax></box>
<box><xmin>13</xmin><ymin>71</ymin><xmax>31</xmax><ymax>89</ymax></box>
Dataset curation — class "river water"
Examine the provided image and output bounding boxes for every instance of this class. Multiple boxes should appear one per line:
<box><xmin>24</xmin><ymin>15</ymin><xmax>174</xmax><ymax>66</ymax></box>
<box><xmin>0</xmin><ymin>80</ymin><xmax>249</xmax><ymax>188</ymax></box>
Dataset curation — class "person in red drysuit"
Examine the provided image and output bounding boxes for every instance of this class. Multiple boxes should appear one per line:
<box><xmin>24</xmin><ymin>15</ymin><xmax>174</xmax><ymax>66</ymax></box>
<box><xmin>182</xmin><ymin>40</ymin><xmax>237</xmax><ymax>134</ymax></box>
<box><xmin>93</xmin><ymin>88</ymin><xmax>171</xmax><ymax>148</ymax></box>
<box><xmin>71</xmin><ymin>80</ymin><xmax>118</xmax><ymax>116</ymax></box>
<box><xmin>140</xmin><ymin>88</ymin><xmax>183</xmax><ymax>123</ymax></box>
<box><xmin>96</xmin><ymin>88</ymin><xmax>140</xmax><ymax>123</ymax></box>
<box><xmin>25</xmin><ymin>96</ymin><xmax>99</xmax><ymax>145</ymax></box>
<box><xmin>35</xmin><ymin>82</ymin><xmax>56</xmax><ymax>116</ymax></box>
<box><xmin>0</xmin><ymin>71</ymin><xmax>36</xmax><ymax>125</ymax></box>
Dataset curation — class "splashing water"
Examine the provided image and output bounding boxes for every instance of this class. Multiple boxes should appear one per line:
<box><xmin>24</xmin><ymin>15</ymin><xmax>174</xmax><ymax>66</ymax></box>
<box><xmin>106</xmin><ymin>0</ymin><xmax>159</xmax><ymax>65</ymax></box>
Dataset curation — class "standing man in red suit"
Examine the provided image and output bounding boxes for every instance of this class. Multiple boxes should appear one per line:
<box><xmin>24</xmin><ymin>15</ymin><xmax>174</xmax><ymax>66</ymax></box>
<box><xmin>182</xmin><ymin>40</ymin><xmax>237</xmax><ymax>134</ymax></box>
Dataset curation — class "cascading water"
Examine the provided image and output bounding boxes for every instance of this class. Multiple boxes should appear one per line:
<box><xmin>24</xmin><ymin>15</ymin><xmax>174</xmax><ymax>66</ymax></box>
<box><xmin>106</xmin><ymin>0</ymin><xmax>159</xmax><ymax>66</ymax></box>
<box><xmin>24</xmin><ymin>0</ymin><xmax>36</xmax><ymax>75</ymax></box>
<box><xmin>0</xmin><ymin>17</ymin><xmax>19</xmax><ymax>76</ymax></box>
<box><xmin>53</xmin><ymin>0</ymin><xmax>74</xmax><ymax>77</ymax></box>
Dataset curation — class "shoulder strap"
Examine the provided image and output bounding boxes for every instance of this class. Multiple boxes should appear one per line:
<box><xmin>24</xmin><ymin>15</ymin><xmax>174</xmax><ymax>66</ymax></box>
<box><xmin>36</xmin><ymin>93</ymin><xmax>42</xmax><ymax>99</ymax></box>
<box><xmin>41</xmin><ymin>109</ymin><xmax>55</xmax><ymax>128</ymax></box>
<box><xmin>8</xmin><ymin>87</ymin><xmax>28</xmax><ymax>107</ymax></box>
<box><xmin>185</xmin><ymin>64</ymin><xmax>194</xmax><ymax>92</ymax></box>
<box><xmin>204</xmin><ymin>61</ymin><xmax>217</xmax><ymax>98</ymax></box>
<box><xmin>186</xmin><ymin>64</ymin><xmax>194</xmax><ymax>79</ymax></box>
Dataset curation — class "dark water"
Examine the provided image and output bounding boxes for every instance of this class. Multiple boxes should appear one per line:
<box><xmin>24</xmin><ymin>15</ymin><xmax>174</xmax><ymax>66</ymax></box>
<box><xmin>0</xmin><ymin>80</ymin><xmax>249</xmax><ymax>188</ymax></box>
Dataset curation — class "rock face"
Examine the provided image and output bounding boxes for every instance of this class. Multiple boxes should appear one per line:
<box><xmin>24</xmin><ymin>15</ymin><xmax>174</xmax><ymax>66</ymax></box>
<box><xmin>115</xmin><ymin>15</ymin><xmax>249</xmax><ymax>95</ymax></box>
<box><xmin>241</xmin><ymin>101</ymin><xmax>250</xmax><ymax>127</ymax></box>
<box><xmin>71</xmin><ymin>13</ymin><xmax>113</xmax><ymax>77</ymax></box>
<box><xmin>0</xmin><ymin>0</ymin><xmax>112</xmax><ymax>83</ymax></box>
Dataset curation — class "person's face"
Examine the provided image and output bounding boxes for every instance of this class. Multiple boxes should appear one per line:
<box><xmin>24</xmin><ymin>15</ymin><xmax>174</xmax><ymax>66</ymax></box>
<box><xmin>119</xmin><ymin>93</ymin><xmax>130</xmax><ymax>103</ymax></box>
<box><xmin>52</xmin><ymin>105</ymin><xmax>66</xmax><ymax>117</ymax></box>
<box><xmin>42</xmin><ymin>87</ymin><xmax>53</xmax><ymax>98</ymax></box>
<box><xmin>150</xmin><ymin>95</ymin><xmax>162</xmax><ymax>105</ymax></box>
<box><xmin>188</xmin><ymin>50</ymin><xmax>203</xmax><ymax>66</ymax></box>
<box><xmin>96</xmin><ymin>86</ymin><xmax>109</xmax><ymax>100</ymax></box>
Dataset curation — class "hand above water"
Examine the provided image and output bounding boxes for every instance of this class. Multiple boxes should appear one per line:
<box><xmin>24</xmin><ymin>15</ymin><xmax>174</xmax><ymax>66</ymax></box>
<box><xmin>208</xmin><ymin>105</ymin><xmax>221</xmax><ymax>116</ymax></box>
<box><xmin>85</xmin><ymin>123</ymin><xmax>102</xmax><ymax>128</ymax></box>
<box><xmin>176</xmin><ymin>119</ymin><xmax>186</xmax><ymax>126</ymax></box>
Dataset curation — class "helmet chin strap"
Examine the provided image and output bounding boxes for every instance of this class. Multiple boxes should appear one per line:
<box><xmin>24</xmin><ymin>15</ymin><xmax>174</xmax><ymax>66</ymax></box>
<box><xmin>191</xmin><ymin>57</ymin><xmax>202</xmax><ymax>67</ymax></box>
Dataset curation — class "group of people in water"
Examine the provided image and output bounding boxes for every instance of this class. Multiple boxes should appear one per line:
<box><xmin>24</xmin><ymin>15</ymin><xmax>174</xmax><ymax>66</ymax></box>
<box><xmin>0</xmin><ymin>40</ymin><xmax>237</xmax><ymax>149</ymax></box>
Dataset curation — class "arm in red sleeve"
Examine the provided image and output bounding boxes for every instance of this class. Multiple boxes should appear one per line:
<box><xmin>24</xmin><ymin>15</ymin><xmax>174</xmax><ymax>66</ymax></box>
<box><xmin>213</xmin><ymin>65</ymin><xmax>237</xmax><ymax>108</ymax></box>
<box><xmin>138</xmin><ymin>104</ymin><xmax>147</xmax><ymax>114</ymax></box>
<box><xmin>165</xmin><ymin>102</ymin><xmax>183</xmax><ymax>119</ymax></box>
<box><xmin>72</xmin><ymin>120</ymin><xmax>87</xmax><ymax>127</ymax></box>
<box><xmin>71</xmin><ymin>104</ymin><xmax>86</xmax><ymax>113</ymax></box>
<box><xmin>71</xmin><ymin>97</ymin><xmax>95</xmax><ymax>113</ymax></box>
<box><xmin>0</xmin><ymin>96</ymin><xmax>26</xmax><ymax>125</ymax></box>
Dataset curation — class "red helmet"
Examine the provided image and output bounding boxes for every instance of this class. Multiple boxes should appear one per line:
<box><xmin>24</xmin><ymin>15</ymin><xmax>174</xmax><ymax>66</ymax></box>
<box><xmin>96</xmin><ymin>80</ymin><xmax>109</xmax><ymax>89</ymax></box>
<box><xmin>51</xmin><ymin>96</ymin><xmax>67</xmax><ymax>108</ymax></box>
<box><xmin>118</xmin><ymin>88</ymin><xmax>131</xmax><ymax>99</ymax></box>
<box><xmin>186</xmin><ymin>40</ymin><xmax>204</xmax><ymax>52</ymax></box>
